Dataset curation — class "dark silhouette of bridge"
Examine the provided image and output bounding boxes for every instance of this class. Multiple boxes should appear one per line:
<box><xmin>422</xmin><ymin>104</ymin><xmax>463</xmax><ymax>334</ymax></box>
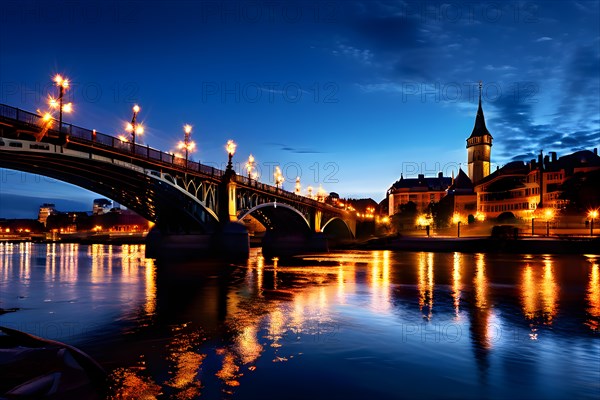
<box><xmin>0</xmin><ymin>104</ymin><xmax>355</xmax><ymax>258</ymax></box>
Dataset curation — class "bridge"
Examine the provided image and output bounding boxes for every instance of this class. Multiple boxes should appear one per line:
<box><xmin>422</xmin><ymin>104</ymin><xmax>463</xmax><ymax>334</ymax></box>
<box><xmin>0</xmin><ymin>103</ymin><xmax>355</xmax><ymax>258</ymax></box>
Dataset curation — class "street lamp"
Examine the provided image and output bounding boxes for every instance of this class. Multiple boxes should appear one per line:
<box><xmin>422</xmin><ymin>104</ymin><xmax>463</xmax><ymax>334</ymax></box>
<box><xmin>274</xmin><ymin>166</ymin><xmax>284</xmax><ymax>189</ymax></box>
<box><xmin>544</xmin><ymin>208</ymin><xmax>554</xmax><ymax>237</ymax></box>
<box><xmin>452</xmin><ymin>213</ymin><xmax>462</xmax><ymax>238</ymax></box>
<box><xmin>51</xmin><ymin>74</ymin><xmax>72</xmax><ymax>140</ymax></box>
<box><xmin>226</xmin><ymin>140</ymin><xmax>236</xmax><ymax>171</ymax></box>
<box><xmin>531</xmin><ymin>217</ymin><xmax>535</xmax><ymax>236</ymax></box>
<box><xmin>589</xmin><ymin>209</ymin><xmax>598</xmax><ymax>237</ymax></box>
<box><xmin>246</xmin><ymin>154</ymin><xmax>255</xmax><ymax>179</ymax></box>
<box><xmin>125</xmin><ymin>104</ymin><xmax>144</xmax><ymax>150</ymax></box>
<box><xmin>178</xmin><ymin>124</ymin><xmax>195</xmax><ymax>168</ymax></box>
<box><xmin>295</xmin><ymin>176</ymin><xmax>301</xmax><ymax>195</ymax></box>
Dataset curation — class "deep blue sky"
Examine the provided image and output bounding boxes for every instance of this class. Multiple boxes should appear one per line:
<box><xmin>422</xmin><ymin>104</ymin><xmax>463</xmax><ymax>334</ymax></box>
<box><xmin>1</xmin><ymin>0</ymin><xmax>599</xmax><ymax>218</ymax></box>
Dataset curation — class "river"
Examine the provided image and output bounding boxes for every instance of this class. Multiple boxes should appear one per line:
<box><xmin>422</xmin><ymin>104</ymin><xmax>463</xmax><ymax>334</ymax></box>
<box><xmin>0</xmin><ymin>242</ymin><xmax>598</xmax><ymax>399</ymax></box>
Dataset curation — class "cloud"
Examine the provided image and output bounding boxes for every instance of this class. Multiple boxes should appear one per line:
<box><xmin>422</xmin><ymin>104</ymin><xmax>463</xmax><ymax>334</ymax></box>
<box><xmin>484</xmin><ymin>65</ymin><xmax>516</xmax><ymax>71</ymax></box>
<box><xmin>332</xmin><ymin>43</ymin><xmax>374</xmax><ymax>65</ymax></box>
<box><xmin>266</xmin><ymin>142</ymin><xmax>324</xmax><ymax>154</ymax></box>
<box><xmin>535</xmin><ymin>37</ymin><xmax>553</xmax><ymax>42</ymax></box>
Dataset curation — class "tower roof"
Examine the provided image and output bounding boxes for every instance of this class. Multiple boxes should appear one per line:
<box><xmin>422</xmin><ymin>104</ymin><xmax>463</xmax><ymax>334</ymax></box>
<box><xmin>469</xmin><ymin>82</ymin><xmax>493</xmax><ymax>139</ymax></box>
<box><xmin>448</xmin><ymin>168</ymin><xmax>474</xmax><ymax>191</ymax></box>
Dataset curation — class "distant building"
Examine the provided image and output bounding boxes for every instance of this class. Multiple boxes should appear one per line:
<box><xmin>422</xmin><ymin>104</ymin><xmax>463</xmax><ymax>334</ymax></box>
<box><xmin>387</xmin><ymin>172</ymin><xmax>452</xmax><ymax>216</ymax></box>
<box><xmin>92</xmin><ymin>198</ymin><xmax>112</xmax><ymax>215</ymax></box>
<box><xmin>38</xmin><ymin>203</ymin><xmax>57</xmax><ymax>226</ymax></box>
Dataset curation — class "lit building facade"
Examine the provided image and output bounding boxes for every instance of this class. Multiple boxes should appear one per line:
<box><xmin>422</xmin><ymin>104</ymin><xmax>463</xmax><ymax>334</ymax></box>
<box><xmin>387</xmin><ymin>80</ymin><xmax>599</xmax><ymax>222</ymax></box>
<box><xmin>475</xmin><ymin>150</ymin><xmax>600</xmax><ymax>218</ymax></box>
<box><xmin>387</xmin><ymin>173</ymin><xmax>452</xmax><ymax>216</ymax></box>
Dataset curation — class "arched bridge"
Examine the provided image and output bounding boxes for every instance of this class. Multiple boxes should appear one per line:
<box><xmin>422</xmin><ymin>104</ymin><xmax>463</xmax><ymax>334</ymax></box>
<box><xmin>0</xmin><ymin>104</ymin><xmax>355</xmax><ymax>256</ymax></box>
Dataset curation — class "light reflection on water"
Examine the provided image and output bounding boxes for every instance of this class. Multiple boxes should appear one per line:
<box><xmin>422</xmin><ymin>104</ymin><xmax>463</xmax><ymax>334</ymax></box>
<box><xmin>0</xmin><ymin>243</ymin><xmax>599</xmax><ymax>399</ymax></box>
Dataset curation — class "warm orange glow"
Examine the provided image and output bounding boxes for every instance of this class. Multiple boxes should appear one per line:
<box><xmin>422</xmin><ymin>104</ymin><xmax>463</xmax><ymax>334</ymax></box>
<box><xmin>226</xmin><ymin>139</ymin><xmax>237</xmax><ymax>155</ymax></box>
<box><xmin>135</xmin><ymin>124</ymin><xmax>144</xmax><ymax>135</ymax></box>
<box><xmin>62</xmin><ymin>102</ymin><xmax>73</xmax><ymax>113</ymax></box>
<box><xmin>48</xmin><ymin>96</ymin><xmax>59</xmax><ymax>109</ymax></box>
<box><xmin>474</xmin><ymin>253</ymin><xmax>487</xmax><ymax>310</ymax></box>
<box><xmin>475</xmin><ymin>211</ymin><xmax>486</xmax><ymax>221</ymax></box>
<box><xmin>125</xmin><ymin>122</ymin><xmax>134</xmax><ymax>132</ymax></box>
<box><xmin>544</xmin><ymin>208</ymin><xmax>555</xmax><ymax>221</ymax></box>
<box><xmin>133</xmin><ymin>104</ymin><xmax>140</xmax><ymax>113</ymax></box>
<box><xmin>541</xmin><ymin>257</ymin><xmax>557</xmax><ymax>323</ymax></box>
<box><xmin>54</xmin><ymin>74</ymin><xmax>69</xmax><ymax>88</ymax></box>
<box><xmin>589</xmin><ymin>210</ymin><xmax>599</xmax><ymax>220</ymax></box>
<box><xmin>381</xmin><ymin>216</ymin><xmax>390</xmax><ymax>224</ymax></box>
<box><xmin>417</xmin><ymin>252</ymin><xmax>434</xmax><ymax>320</ymax></box>
<box><xmin>118</xmin><ymin>135</ymin><xmax>129</xmax><ymax>143</ymax></box>
<box><xmin>521</xmin><ymin>265</ymin><xmax>536</xmax><ymax>320</ymax></box>
<box><xmin>42</xmin><ymin>112</ymin><xmax>53</xmax><ymax>122</ymax></box>
<box><xmin>452</xmin><ymin>252</ymin><xmax>462</xmax><ymax>318</ymax></box>
<box><xmin>452</xmin><ymin>213</ymin><xmax>465</xmax><ymax>225</ymax></box>
<box><xmin>274</xmin><ymin>166</ymin><xmax>284</xmax><ymax>186</ymax></box>
<box><xmin>246</xmin><ymin>154</ymin><xmax>255</xmax><ymax>175</ymax></box>
<box><xmin>416</xmin><ymin>214</ymin><xmax>432</xmax><ymax>227</ymax></box>
<box><xmin>184</xmin><ymin>124</ymin><xmax>192</xmax><ymax>134</ymax></box>
<box><xmin>520</xmin><ymin>257</ymin><xmax>558</xmax><ymax>328</ymax></box>
<box><xmin>586</xmin><ymin>258</ymin><xmax>600</xmax><ymax>331</ymax></box>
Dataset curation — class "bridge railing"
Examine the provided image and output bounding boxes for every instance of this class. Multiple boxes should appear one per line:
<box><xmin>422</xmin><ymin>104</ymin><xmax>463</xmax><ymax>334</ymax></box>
<box><xmin>0</xmin><ymin>103</ymin><xmax>227</xmax><ymax>180</ymax></box>
<box><xmin>0</xmin><ymin>103</ymin><xmax>343</xmax><ymax>212</ymax></box>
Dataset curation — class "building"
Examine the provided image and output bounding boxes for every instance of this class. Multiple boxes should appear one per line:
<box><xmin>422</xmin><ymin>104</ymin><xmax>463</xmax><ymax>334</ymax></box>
<box><xmin>386</xmin><ymin>80</ymin><xmax>599</xmax><ymax>223</ymax></box>
<box><xmin>92</xmin><ymin>198</ymin><xmax>112</xmax><ymax>215</ymax></box>
<box><xmin>466</xmin><ymin>82</ymin><xmax>493</xmax><ymax>184</ymax></box>
<box><xmin>475</xmin><ymin>149</ymin><xmax>600</xmax><ymax>218</ymax></box>
<box><xmin>445</xmin><ymin>169</ymin><xmax>477</xmax><ymax>216</ymax></box>
<box><xmin>38</xmin><ymin>203</ymin><xmax>57</xmax><ymax>226</ymax></box>
<box><xmin>387</xmin><ymin>172</ymin><xmax>452</xmax><ymax>216</ymax></box>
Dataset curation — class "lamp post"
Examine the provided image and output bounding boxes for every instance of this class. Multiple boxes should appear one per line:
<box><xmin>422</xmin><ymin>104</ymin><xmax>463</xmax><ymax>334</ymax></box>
<box><xmin>226</xmin><ymin>140</ymin><xmax>236</xmax><ymax>171</ymax></box>
<box><xmin>274</xmin><ymin>166</ymin><xmax>284</xmax><ymax>189</ymax></box>
<box><xmin>590</xmin><ymin>210</ymin><xmax>598</xmax><ymax>237</ymax></box>
<box><xmin>452</xmin><ymin>213</ymin><xmax>462</xmax><ymax>238</ymax></box>
<box><xmin>50</xmin><ymin>75</ymin><xmax>72</xmax><ymax>142</ymax></box>
<box><xmin>178</xmin><ymin>124</ymin><xmax>195</xmax><ymax>169</ymax></box>
<box><xmin>246</xmin><ymin>154</ymin><xmax>255</xmax><ymax>179</ymax></box>
<box><xmin>531</xmin><ymin>217</ymin><xmax>535</xmax><ymax>236</ymax></box>
<box><xmin>126</xmin><ymin>105</ymin><xmax>143</xmax><ymax>151</ymax></box>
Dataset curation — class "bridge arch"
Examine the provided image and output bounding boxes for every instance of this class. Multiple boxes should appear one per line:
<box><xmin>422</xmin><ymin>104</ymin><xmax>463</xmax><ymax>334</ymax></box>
<box><xmin>238</xmin><ymin>202</ymin><xmax>311</xmax><ymax>234</ymax></box>
<box><xmin>322</xmin><ymin>217</ymin><xmax>354</xmax><ymax>239</ymax></box>
<box><xmin>0</xmin><ymin>138</ymin><xmax>219</xmax><ymax>233</ymax></box>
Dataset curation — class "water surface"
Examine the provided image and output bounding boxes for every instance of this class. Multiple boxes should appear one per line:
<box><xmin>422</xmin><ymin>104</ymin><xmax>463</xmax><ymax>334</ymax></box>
<box><xmin>0</xmin><ymin>242</ymin><xmax>598</xmax><ymax>399</ymax></box>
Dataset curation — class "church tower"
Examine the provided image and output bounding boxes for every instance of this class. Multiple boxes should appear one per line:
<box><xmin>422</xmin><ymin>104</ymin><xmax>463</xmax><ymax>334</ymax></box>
<box><xmin>466</xmin><ymin>82</ymin><xmax>493</xmax><ymax>184</ymax></box>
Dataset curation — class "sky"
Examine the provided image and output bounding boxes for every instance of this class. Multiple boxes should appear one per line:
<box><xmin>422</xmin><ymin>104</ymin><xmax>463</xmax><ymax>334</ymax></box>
<box><xmin>0</xmin><ymin>0</ymin><xmax>599</xmax><ymax>218</ymax></box>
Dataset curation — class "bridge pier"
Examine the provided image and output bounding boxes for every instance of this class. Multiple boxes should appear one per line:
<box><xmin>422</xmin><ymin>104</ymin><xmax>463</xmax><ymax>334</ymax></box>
<box><xmin>261</xmin><ymin>231</ymin><xmax>328</xmax><ymax>260</ymax></box>
<box><xmin>145</xmin><ymin>225</ymin><xmax>249</xmax><ymax>261</ymax></box>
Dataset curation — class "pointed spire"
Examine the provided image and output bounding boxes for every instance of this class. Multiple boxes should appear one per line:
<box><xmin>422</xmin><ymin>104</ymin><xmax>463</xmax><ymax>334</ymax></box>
<box><xmin>452</xmin><ymin>169</ymin><xmax>455</xmax><ymax>184</ymax></box>
<box><xmin>469</xmin><ymin>81</ymin><xmax>493</xmax><ymax>139</ymax></box>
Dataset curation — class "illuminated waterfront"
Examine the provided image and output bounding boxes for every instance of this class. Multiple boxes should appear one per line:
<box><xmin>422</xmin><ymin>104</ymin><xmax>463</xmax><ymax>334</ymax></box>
<box><xmin>0</xmin><ymin>243</ymin><xmax>599</xmax><ymax>399</ymax></box>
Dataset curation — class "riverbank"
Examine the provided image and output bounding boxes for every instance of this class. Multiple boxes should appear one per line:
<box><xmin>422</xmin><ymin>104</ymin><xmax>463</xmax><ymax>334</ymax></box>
<box><xmin>0</xmin><ymin>232</ymin><xmax>146</xmax><ymax>245</ymax></box>
<box><xmin>344</xmin><ymin>235</ymin><xmax>600</xmax><ymax>254</ymax></box>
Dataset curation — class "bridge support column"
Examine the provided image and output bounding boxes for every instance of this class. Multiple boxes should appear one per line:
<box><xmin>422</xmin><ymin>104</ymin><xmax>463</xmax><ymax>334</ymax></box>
<box><xmin>310</xmin><ymin>210</ymin><xmax>323</xmax><ymax>232</ymax></box>
<box><xmin>219</xmin><ymin>169</ymin><xmax>238</xmax><ymax>223</ymax></box>
<box><xmin>214</xmin><ymin>168</ymin><xmax>250</xmax><ymax>260</ymax></box>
